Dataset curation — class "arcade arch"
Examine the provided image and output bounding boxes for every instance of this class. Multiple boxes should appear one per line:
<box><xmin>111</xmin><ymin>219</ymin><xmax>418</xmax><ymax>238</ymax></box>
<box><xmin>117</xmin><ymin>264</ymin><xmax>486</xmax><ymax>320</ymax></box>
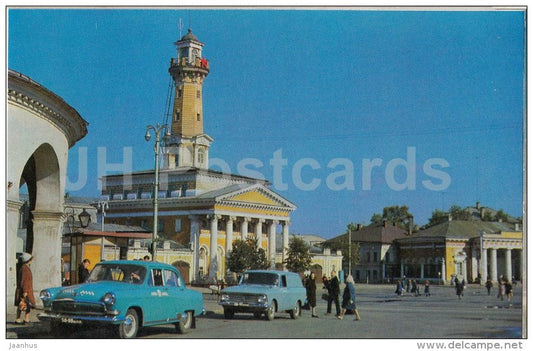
<box><xmin>7</xmin><ymin>70</ymin><xmax>87</xmax><ymax>307</ymax></box>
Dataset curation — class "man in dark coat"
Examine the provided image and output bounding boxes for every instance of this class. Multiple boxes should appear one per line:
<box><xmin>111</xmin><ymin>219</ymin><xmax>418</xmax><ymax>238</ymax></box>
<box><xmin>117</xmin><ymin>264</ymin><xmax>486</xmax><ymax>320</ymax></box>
<box><xmin>306</xmin><ymin>272</ymin><xmax>318</xmax><ymax>317</ymax></box>
<box><xmin>78</xmin><ymin>258</ymin><xmax>91</xmax><ymax>283</ymax></box>
<box><xmin>326</xmin><ymin>270</ymin><xmax>341</xmax><ymax>316</ymax></box>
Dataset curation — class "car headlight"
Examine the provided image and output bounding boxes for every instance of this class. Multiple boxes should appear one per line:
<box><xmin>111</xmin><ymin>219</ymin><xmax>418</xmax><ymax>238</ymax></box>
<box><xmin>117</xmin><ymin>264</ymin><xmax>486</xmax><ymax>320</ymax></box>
<box><xmin>257</xmin><ymin>294</ymin><xmax>268</xmax><ymax>303</ymax></box>
<box><xmin>39</xmin><ymin>290</ymin><xmax>51</xmax><ymax>301</ymax></box>
<box><xmin>220</xmin><ymin>294</ymin><xmax>229</xmax><ymax>301</ymax></box>
<box><xmin>103</xmin><ymin>292</ymin><xmax>116</xmax><ymax>306</ymax></box>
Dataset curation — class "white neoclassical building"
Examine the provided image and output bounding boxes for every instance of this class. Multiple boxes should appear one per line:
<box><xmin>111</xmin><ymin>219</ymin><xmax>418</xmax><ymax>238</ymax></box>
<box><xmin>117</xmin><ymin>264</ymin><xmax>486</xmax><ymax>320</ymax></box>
<box><xmin>6</xmin><ymin>69</ymin><xmax>88</xmax><ymax>306</ymax></box>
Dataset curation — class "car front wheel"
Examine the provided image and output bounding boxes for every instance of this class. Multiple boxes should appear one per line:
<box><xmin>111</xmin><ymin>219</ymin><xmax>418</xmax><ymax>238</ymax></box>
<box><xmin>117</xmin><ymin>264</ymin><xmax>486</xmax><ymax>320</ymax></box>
<box><xmin>118</xmin><ymin>308</ymin><xmax>139</xmax><ymax>339</ymax></box>
<box><xmin>290</xmin><ymin>301</ymin><xmax>301</xmax><ymax>319</ymax></box>
<box><xmin>175</xmin><ymin>311</ymin><xmax>193</xmax><ymax>334</ymax></box>
<box><xmin>265</xmin><ymin>301</ymin><xmax>276</xmax><ymax>321</ymax></box>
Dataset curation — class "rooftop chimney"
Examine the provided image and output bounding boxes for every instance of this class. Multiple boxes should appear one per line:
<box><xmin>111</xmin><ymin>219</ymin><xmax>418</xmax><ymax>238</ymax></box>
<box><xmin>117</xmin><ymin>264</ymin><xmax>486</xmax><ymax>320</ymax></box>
<box><xmin>357</xmin><ymin>223</ymin><xmax>362</xmax><ymax>231</ymax></box>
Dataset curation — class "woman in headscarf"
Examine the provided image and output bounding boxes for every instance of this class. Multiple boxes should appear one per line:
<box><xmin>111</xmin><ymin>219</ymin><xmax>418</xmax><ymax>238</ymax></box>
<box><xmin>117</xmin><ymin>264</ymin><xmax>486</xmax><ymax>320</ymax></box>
<box><xmin>337</xmin><ymin>274</ymin><xmax>361</xmax><ymax>321</ymax></box>
<box><xmin>15</xmin><ymin>252</ymin><xmax>35</xmax><ymax>324</ymax></box>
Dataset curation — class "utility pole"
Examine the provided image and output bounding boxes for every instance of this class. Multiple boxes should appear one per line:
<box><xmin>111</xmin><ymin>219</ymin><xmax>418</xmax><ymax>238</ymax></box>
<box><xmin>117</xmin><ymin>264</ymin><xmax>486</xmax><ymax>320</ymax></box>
<box><xmin>348</xmin><ymin>228</ymin><xmax>352</xmax><ymax>276</ymax></box>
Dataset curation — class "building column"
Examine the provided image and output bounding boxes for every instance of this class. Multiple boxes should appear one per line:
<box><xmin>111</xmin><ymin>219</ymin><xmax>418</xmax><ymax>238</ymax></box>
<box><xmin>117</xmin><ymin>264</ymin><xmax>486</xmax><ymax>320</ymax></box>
<box><xmin>505</xmin><ymin>248</ymin><xmax>512</xmax><ymax>281</ymax></box>
<box><xmin>471</xmin><ymin>248</ymin><xmax>478</xmax><ymax>282</ymax></box>
<box><xmin>440</xmin><ymin>258</ymin><xmax>446</xmax><ymax>284</ymax></box>
<box><xmin>208</xmin><ymin>214</ymin><xmax>220</xmax><ymax>280</ymax></box>
<box><xmin>282</xmin><ymin>221</ymin><xmax>290</xmax><ymax>271</ymax></box>
<box><xmin>189</xmin><ymin>215</ymin><xmax>200</xmax><ymax>281</ymax></box>
<box><xmin>31</xmin><ymin>210</ymin><xmax>64</xmax><ymax>307</ymax></box>
<box><xmin>225</xmin><ymin>216</ymin><xmax>235</xmax><ymax>254</ymax></box>
<box><xmin>400</xmin><ymin>259</ymin><xmax>405</xmax><ymax>278</ymax></box>
<box><xmin>268</xmin><ymin>220</ymin><xmax>278</xmax><ymax>269</ymax></box>
<box><xmin>481</xmin><ymin>248</ymin><xmax>488</xmax><ymax>283</ymax></box>
<box><xmin>6</xmin><ymin>199</ymin><xmax>24</xmax><ymax>307</ymax></box>
<box><xmin>254</xmin><ymin>219</ymin><xmax>264</xmax><ymax>241</ymax></box>
<box><xmin>489</xmin><ymin>248</ymin><xmax>498</xmax><ymax>282</ymax></box>
<box><xmin>240</xmin><ymin>217</ymin><xmax>250</xmax><ymax>240</ymax></box>
<box><xmin>420</xmin><ymin>262</ymin><xmax>425</xmax><ymax>279</ymax></box>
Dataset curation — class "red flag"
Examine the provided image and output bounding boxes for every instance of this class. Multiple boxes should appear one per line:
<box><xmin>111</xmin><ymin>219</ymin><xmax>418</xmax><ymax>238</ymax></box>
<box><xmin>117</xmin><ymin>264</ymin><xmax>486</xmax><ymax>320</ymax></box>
<box><xmin>201</xmin><ymin>57</ymin><xmax>208</xmax><ymax>68</ymax></box>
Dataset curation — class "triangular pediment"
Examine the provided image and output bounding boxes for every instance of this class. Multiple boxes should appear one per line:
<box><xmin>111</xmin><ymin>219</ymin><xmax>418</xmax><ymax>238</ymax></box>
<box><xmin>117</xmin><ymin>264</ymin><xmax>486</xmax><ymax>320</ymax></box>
<box><xmin>230</xmin><ymin>190</ymin><xmax>279</xmax><ymax>206</ymax></box>
<box><xmin>216</xmin><ymin>184</ymin><xmax>296</xmax><ymax>209</ymax></box>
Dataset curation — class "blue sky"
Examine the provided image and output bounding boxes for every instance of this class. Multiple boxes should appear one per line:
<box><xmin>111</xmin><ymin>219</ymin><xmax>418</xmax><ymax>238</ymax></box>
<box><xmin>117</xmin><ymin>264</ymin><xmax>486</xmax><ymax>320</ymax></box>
<box><xmin>7</xmin><ymin>8</ymin><xmax>525</xmax><ymax>238</ymax></box>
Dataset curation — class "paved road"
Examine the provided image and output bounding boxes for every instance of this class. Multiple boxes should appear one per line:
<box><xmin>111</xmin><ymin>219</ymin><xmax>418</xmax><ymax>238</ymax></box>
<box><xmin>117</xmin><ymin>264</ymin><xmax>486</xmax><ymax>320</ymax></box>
<box><xmin>6</xmin><ymin>283</ymin><xmax>524</xmax><ymax>339</ymax></box>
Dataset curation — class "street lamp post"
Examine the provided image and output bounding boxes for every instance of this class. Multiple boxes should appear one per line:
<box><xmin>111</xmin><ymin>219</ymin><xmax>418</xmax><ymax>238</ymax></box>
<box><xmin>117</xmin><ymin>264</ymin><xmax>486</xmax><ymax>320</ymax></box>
<box><xmin>145</xmin><ymin>123</ymin><xmax>170</xmax><ymax>261</ymax></box>
<box><xmin>348</xmin><ymin>228</ymin><xmax>352</xmax><ymax>277</ymax></box>
<box><xmin>97</xmin><ymin>200</ymin><xmax>109</xmax><ymax>232</ymax></box>
<box><xmin>97</xmin><ymin>200</ymin><xmax>109</xmax><ymax>261</ymax></box>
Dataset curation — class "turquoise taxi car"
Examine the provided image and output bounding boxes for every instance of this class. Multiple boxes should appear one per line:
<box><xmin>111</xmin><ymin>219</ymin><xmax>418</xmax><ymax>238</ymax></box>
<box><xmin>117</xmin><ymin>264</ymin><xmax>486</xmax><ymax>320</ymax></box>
<box><xmin>37</xmin><ymin>260</ymin><xmax>204</xmax><ymax>338</ymax></box>
<box><xmin>219</xmin><ymin>270</ymin><xmax>306</xmax><ymax>321</ymax></box>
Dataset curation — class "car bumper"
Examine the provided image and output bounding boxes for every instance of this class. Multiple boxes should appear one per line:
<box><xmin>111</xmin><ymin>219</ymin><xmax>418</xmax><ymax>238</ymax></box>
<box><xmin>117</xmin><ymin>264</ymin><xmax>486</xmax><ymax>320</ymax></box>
<box><xmin>37</xmin><ymin>311</ymin><xmax>125</xmax><ymax>325</ymax></box>
<box><xmin>219</xmin><ymin>301</ymin><xmax>270</xmax><ymax>312</ymax></box>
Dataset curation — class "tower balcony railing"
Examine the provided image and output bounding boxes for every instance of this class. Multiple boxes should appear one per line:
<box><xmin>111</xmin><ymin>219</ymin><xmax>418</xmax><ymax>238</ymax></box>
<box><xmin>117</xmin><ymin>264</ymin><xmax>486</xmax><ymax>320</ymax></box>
<box><xmin>170</xmin><ymin>56</ymin><xmax>210</xmax><ymax>72</ymax></box>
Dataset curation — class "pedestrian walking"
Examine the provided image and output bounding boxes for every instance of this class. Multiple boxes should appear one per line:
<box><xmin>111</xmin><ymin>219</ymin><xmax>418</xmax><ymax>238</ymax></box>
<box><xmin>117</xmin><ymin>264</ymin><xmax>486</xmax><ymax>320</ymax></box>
<box><xmin>498</xmin><ymin>276</ymin><xmax>505</xmax><ymax>301</ymax></box>
<box><xmin>15</xmin><ymin>253</ymin><xmax>36</xmax><ymax>324</ymax></box>
<box><xmin>395</xmin><ymin>279</ymin><xmax>403</xmax><ymax>296</ymax></box>
<box><xmin>306</xmin><ymin>272</ymin><xmax>318</xmax><ymax>317</ymax></box>
<box><xmin>424</xmin><ymin>280</ymin><xmax>431</xmax><ymax>296</ymax></box>
<box><xmin>455</xmin><ymin>277</ymin><xmax>463</xmax><ymax>299</ymax></box>
<box><xmin>78</xmin><ymin>258</ymin><xmax>91</xmax><ymax>283</ymax></box>
<box><xmin>337</xmin><ymin>275</ymin><xmax>361</xmax><ymax>321</ymax></box>
<box><xmin>505</xmin><ymin>279</ymin><xmax>513</xmax><ymax>302</ymax></box>
<box><xmin>485</xmin><ymin>279</ymin><xmax>493</xmax><ymax>295</ymax></box>
<box><xmin>326</xmin><ymin>270</ymin><xmax>341</xmax><ymax>316</ymax></box>
<box><xmin>411</xmin><ymin>279</ymin><xmax>420</xmax><ymax>296</ymax></box>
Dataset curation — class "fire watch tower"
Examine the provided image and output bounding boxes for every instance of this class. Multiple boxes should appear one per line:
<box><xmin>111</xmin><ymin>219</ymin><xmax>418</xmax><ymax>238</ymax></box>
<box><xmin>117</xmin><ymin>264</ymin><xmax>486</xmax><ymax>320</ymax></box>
<box><xmin>165</xmin><ymin>28</ymin><xmax>213</xmax><ymax>169</ymax></box>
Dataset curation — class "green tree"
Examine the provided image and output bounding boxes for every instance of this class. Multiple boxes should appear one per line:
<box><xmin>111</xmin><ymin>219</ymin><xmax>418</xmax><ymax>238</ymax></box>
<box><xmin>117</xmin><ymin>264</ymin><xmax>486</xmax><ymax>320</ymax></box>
<box><xmin>494</xmin><ymin>209</ymin><xmax>509</xmax><ymax>222</ymax></box>
<box><xmin>283</xmin><ymin>236</ymin><xmax>312</xmax><ymax>273</ymax></box>
<box><xmin>226</xmin><ymin>236</ymin><xmax>270</xmax><ymax>274</ymax></box>
<box><xmin>370</xmin><ymin>205</ymin><xmax>413</xmax><ymax>229</ymax></box>
<box><xmin>482</xmin><ymin>211</ymin><xmax>494</xmax><ymax>221</ymax></box>
<box><xmin>449</xmin><ymin>204</ymin><xmax>470</xmax><ymax>220</ymax></box>
<box><xmin>427</xmin><ymin>209</ymin><xmax>449</xmax><ymax>227</ymax></box>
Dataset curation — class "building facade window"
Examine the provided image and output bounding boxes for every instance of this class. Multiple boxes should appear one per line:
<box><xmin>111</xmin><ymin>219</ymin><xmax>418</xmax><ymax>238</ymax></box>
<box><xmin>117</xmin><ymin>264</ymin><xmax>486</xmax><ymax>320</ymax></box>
<box><xmin>197</xmin><ymin>113</ymin><xmax>201</xmax><ymax>121</ymax></box>
<box><xmin>175</xmin><ymin>219</ymin><xmax>182</xmax><ymax>233</ymax></box>
<box><xmin>198</xmin><ymin>148</ymin><xmax>205</xmax><ymax>164</ymax></box>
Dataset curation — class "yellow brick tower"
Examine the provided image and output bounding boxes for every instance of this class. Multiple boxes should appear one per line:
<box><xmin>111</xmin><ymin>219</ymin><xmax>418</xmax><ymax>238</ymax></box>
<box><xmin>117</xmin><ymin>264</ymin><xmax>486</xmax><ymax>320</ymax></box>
<box><xmin>165</xmin><ymin>28</ymin><xmax>213</xmax><ymax>169</ymax></box>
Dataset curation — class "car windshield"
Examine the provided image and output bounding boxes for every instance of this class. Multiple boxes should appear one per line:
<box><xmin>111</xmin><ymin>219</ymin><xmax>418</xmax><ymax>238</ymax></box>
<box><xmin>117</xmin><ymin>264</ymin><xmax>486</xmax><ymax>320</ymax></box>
<box><xmin>88</xmin><ymin>264</ymin><xmax>147</xmax><ymax>285</ymax></box>
<box><xmin>241</xmin><ymin>272</ymin><xmax>279</xmax><ymax>286</ymax></box>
